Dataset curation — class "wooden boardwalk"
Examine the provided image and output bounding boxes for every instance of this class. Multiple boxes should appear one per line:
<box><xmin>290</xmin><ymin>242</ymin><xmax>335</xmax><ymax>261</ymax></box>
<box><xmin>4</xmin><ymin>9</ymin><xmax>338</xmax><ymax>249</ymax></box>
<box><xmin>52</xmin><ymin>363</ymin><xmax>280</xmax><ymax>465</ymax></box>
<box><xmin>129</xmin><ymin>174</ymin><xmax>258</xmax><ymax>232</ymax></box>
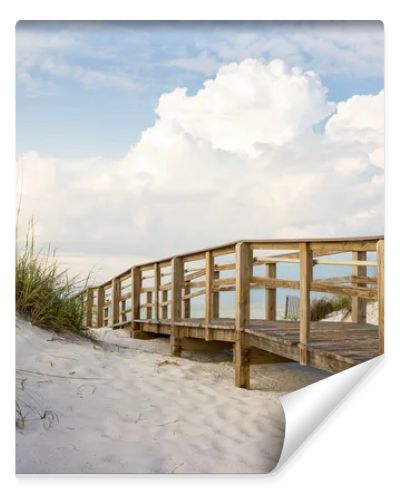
<box><xmin>82</xmin><ymin>236</ymin><xmax>384</xmax><ymax>389</ymax></box>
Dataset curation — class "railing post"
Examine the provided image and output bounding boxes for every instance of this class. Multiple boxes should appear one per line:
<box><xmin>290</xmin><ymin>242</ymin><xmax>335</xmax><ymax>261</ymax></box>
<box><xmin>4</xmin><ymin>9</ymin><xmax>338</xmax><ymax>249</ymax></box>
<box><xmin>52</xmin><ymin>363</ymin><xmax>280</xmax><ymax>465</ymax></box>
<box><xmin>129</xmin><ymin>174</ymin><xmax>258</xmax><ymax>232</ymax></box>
<box><xmin>213</xmin><ymin>269</ymin><xmax>220</xmax><ymax>319</ymax></box>
<box><xmin>120</xmin><ymin>300</ymin><xmax>126</xmax><ymax>324</ymax></box>
<box><xmin>170</xmin><ymin>256</ymin><xmax>183</xmax><ymax>356</ymax></box>
<box><xmin>154</xmin><ymin>263</ymin><xmax>159</xmax><ymax>322</ymax></box>
<box><xmin>146</xmin><ymin>291</ymin><xmax>152</xmax><ymax>319</ymax></box>
<box><xmin>377</xmin><ymin>240</ymin><xmax>384</xmax><ymax>354</ymax></box>
<box><xmin>265</xmin><ymin>263</ymin><xmax>276</xmax><ymax>320</ymax></box>
<box><xmin>205</xmin><ymin>251</ymin><xmax>214</xmax><ymax>340</ymax></box>
<box><xmin>131</xmin><ymin>267</ymin><xmax>140</xmax><ymax>336</ymax></box>
<box><xmin>97</xmin><ymin>286</ymin><xmax>104</xmax><ymax>328</ymax></box>
<box><xmin>161</xmin><ymin>289</ymin><xmax>168</xmax><ymax>319</ymax></box>
<box><xmin>86</xmin><ymin>288</ymin><xmax>94</xmax><ymax>328</ymax></box>
<box><xmin>299</xmin><ymin>242</ymin><xmax>312</xmax><ymax>365</ymax></box>
<box><xmin>183</xmin><ymin>283</ymin><xmax>191</xmax><ymax>319</ymax></box>
<box><xmin>111</xmin><ymin>278</ymin><xmax>120</xmax><ymax>328</ymax></box>
<box><xmin>234</xmin><ymin>242</ymin><xmax>251</xmax><ymax>388</ymax></box>
<box><xmin>352</xmin><ymin>251</ymin><xmax>367</xmax><ymax>323</ymax></box>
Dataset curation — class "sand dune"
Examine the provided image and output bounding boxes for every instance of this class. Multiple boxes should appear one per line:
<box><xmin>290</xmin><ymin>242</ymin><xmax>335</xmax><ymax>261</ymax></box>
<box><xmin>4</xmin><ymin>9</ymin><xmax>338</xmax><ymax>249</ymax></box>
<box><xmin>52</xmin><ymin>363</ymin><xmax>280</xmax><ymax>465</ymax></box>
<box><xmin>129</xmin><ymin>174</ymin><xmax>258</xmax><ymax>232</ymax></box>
<box><xmin>16</xmin><ymin>317</ymin><xmax>327</xmax><ymax>473</ymax></box>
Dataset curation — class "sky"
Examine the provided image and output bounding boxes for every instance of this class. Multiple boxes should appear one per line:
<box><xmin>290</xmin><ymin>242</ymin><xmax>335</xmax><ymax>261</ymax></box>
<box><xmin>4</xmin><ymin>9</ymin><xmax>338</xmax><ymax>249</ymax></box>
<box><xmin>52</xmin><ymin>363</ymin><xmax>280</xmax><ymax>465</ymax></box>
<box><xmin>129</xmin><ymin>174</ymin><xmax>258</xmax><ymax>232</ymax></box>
<box><xmin>16</xmin><ymin>21</ymin><xmax>384</xmax><ymax>283</ymax></box>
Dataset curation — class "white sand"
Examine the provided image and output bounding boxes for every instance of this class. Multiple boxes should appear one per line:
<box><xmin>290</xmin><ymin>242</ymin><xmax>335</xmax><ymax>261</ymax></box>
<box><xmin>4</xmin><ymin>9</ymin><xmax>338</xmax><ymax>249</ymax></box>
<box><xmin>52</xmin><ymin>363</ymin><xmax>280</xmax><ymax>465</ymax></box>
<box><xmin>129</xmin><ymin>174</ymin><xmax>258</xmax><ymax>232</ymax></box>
<box><xmin>323</xmin><ymin>301</ymin><xmax>378</xmax><ymax>323</ymax></box>
<box><xmin>15</xmin><ymin>316</ymin><xmax>327</xmax><ymax>474</ymax></box>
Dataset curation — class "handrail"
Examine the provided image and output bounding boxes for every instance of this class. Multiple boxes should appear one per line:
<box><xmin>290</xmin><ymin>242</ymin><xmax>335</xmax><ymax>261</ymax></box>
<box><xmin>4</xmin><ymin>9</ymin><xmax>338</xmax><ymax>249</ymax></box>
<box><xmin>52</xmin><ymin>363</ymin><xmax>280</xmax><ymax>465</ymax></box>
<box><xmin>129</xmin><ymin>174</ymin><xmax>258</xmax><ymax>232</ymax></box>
<box><xmin>92</xmin><ymin>235</ymin><xmax>383</xmax><ymax>289</ymax></box>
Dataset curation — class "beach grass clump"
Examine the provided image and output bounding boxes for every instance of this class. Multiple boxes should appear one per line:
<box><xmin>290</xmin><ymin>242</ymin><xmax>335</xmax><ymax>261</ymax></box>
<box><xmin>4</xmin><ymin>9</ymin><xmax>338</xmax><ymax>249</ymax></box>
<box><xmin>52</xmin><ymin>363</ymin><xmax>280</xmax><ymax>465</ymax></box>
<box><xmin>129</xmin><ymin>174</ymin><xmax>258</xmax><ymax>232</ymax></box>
<box><xmin>16</xmin><ymin>225</ymin><xmax>87</xmax><ymax>334</ymax></box>
<box><xmin>329</xmin><ymin>294</ymin><xmax>352</xmax><ymax>312</ymax></box>
<box><xmin>310</xmin><ymin>295</ymin><xmax>352</xmax><ymax>321</ymax></box>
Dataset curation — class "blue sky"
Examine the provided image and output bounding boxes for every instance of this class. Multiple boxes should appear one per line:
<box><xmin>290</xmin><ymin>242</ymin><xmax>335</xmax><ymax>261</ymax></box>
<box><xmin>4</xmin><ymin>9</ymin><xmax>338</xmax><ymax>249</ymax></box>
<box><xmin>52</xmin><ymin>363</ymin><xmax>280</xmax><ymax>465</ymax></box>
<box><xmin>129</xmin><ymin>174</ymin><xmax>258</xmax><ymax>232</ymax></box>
<box><xmin>16</xmin><ymin>21</ymin><xmax>384</xmax><ymax>160</ymax></box>
<box><xmin>16</xmin><ymin>21</ymin><xmax>384</xmax><ymax>284</ymax></box>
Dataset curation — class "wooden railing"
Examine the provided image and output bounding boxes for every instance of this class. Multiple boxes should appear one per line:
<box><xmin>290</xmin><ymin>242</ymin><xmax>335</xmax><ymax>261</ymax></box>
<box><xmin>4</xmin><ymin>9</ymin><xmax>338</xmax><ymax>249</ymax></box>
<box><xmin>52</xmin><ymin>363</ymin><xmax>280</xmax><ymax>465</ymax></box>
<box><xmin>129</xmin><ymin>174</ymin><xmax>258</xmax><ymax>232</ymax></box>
<box><xmin>81</xmin><ymin>236</ymin><xmax>384</xmax><ymax>365</ymax></box>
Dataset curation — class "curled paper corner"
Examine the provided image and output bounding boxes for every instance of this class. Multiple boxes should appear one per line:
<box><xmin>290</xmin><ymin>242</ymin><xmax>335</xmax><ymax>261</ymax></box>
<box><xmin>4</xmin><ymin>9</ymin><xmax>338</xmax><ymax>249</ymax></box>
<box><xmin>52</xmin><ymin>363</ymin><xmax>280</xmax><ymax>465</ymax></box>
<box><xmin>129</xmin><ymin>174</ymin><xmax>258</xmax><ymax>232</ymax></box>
<box><xmin>274</xmin><ymin>355</ymin><xmax>383</xmax><ymax>471</ymax></box>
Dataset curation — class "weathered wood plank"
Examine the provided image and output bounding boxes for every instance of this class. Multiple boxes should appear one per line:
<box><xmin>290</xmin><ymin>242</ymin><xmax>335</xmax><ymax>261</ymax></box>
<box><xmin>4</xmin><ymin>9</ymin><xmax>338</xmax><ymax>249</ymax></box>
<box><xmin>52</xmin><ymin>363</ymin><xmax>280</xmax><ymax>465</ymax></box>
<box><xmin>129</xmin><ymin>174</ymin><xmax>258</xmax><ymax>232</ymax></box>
<box><xmin>205</xmin><ymin>251</ymin><xmax>214</xmax><ymax>341</ymax></box>
<box><xmin>213</xmin><ymin>277</ymin><xmax>236</xmax><ymax>287</ymax></box>
<box><xmin>183</xmin><ymin>283</ymin><xmax>191</xmax><ymax>319</ymax></box>
<box><xmin>159</xmin><ymin>283</ymin><xmax>172</xmax><ymax>291</ymax></box>
<box><xmin>131</xmin><ymin>267</ymin><xmax>140</xmax><ymax>336</ymax></box>
<box><xmin>315</xmin><ymin>275</ymin><xmax>376</xmax><ymax>285</ymax></box>
<box><xmin>96</xmin><ymin>286</ymin><xmax>104</xmax><ymax>328</ymax></box>
<box><xmin>184</xmin><ymin>269</ymin><xmax>206</xmax><ymax>281</ymax></box>
<box><xmin>254</xmin><ymin>257</ymin><xmax>300</xmax><ymax>264</ymax></box>
<box><xmin>111</xmin><ymin>278</ymin><xmax>120</xmax><ymax>328</ymax></box>
<box><xmin>234</xmin><ymin>242</ymin><xmax>252</xmax><ymax>388</ymax></box>
<box><xmin>176</xmin><ymin>281</ymin><xmax>207</xmax><ymax>288</ymax></box>
<box><xmin>314</xmin><ymin>258</ymin><xmax>376</xmax><ymax>267</ymax></box>
<box><xmin>250</xmin><ymin>276</ymin><xmax>299</xmax><ymax>289</ymax></box>
<box><xmin>215</xmin><ymin>262</ymin><xmax>236</xmax><ymax>271</ymax></box>
<box><xmin>250</xmin><ymin>242</ymin><xmax>300</xmax><ymax>250</ymax></box>
<box><xmin>213</xmin><ymin>267</ymin><xmax>220</xmax><ymax>319</ymax></box>
<box><xmin>310</xmin><ymin>241</ymin><xmax>377</xmax><ymax>252</ymax></box>
<box><xmin>170</xmin><ymin>256</ymin><xmax>183</xmax><ymax>357</ymax></box>
<box><xmin>183</xmin><ymin>289</ymin><xmax>206</xmax><ymax>300</ymax></box>
<box><xmin>311</xmin><ymin>282</ymin><xmax>377</xmax><ymax>300</ymax></box>
<box><xmin>352</xmin><ymin>251</ymin><xmax>367</xmax><ymax>323</ymax></box>
<box><xmin>146</xmin><ymin>291</ymin><xmax>152</xmax><ymax>319</ymax></box>
<box><xmin>299</xmin><ymin>242</ymin><xmax>312</xmax><ymax>365</ymax></box>
<box><xmin>182</xmin><ymin>252</ymin><xmax>206</xmax><ymax>263</ymax></box>
<box><xmin>213</xmin><ymin>285</ymin><xmax>236</xmax><ymax>292</ymax></box>
<box><xmin>265</xmin><ymin>263</ymin><xmax>276</xmax><ymax>321</ymax></box>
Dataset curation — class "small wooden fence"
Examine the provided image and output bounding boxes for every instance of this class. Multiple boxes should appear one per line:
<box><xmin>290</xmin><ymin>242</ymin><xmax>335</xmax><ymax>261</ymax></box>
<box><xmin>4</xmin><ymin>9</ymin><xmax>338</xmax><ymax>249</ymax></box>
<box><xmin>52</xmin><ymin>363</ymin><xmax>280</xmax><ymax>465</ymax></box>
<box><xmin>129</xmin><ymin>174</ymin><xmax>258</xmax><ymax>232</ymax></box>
<box><xmin>80</xmin><ymin>236</ymin><xmax>384</xmax><ymax>388</ymax></box>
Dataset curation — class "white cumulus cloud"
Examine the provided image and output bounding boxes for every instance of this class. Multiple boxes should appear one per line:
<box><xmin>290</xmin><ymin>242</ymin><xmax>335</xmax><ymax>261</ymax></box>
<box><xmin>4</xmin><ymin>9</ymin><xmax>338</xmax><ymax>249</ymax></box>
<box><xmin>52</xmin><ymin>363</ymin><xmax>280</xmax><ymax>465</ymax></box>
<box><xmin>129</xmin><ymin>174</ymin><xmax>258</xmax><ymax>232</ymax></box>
<box><xmin>154</xmin><ymin>59</ymin><xmax>334</xmax><ymax>157</ymax></box>
<box><xmin>17</xmin><ymin>59</ymin><xmax>384</xmax><ymax>281</ymax></box>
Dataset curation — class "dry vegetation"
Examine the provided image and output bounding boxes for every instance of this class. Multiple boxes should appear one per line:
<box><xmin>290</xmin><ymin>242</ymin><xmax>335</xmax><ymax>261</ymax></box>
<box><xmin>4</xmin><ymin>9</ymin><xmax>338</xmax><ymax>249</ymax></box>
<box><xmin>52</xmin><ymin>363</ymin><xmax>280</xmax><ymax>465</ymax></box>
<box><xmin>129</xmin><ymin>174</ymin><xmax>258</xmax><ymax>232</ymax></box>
<box><xmin>310</xmin><ymin>295</ymin><xmax>352</xmax><ymax>321</ymax></box>
<box><xmin>16</xmin><ymin>223</ymin><xmax>88</xmax><ymax>333</ymax></box>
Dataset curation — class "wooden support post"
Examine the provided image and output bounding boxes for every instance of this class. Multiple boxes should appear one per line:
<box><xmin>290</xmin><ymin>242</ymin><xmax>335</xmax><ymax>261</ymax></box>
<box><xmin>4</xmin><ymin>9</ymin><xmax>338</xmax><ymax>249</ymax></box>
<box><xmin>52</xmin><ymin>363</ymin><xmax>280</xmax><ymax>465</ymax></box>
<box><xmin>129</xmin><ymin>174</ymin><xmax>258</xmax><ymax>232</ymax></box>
<box><xmin>234</xmin><ymin>242</ymin><xmax>251</xmax><ymax>388</ymax></box>
<box><xmin>154</xmin><ymin>263</ymin><xmax>160</xmax><ymax>322</ymax></box>
<box><xmin>352</xmin><ymin>251</ymin><xmax>367</xmax><ymax>323</ymax></box>
<box><xmin>86</xmin><ymin>288</ymin><xmax>94</xmax><ymax>328</ymax></box>
<box><xmin>377</xmin><ymin>240</ymin><xmax>384</xmax><ymax>354</ymax></box>
<box><xmin>131</xmin><ymin>267</ymin><xmax>140</xmax><ymax>337</ymax></box>
<box><xmin>146</xmin><ymin>291</ymin><xmax>152</xmax><ymax>319</ymax></box>
<box><xmin>183</xmin><ymin>283</ymin><xmax>191</xmax><ymax>319</ymax></box>
<box><xmin>170</xmin><ymin>257</ymin><xmax>183</xmax><ymax>356</ymax></box>
<box><xmin>213</xmin><ymin>269</ymin><xmax>220</xmax><ymax>319</ymax></box>
<box><xmin>111</xmin><ymin>278</ymin><xmax>120</xmax><ymax>328</ymax></box>
<box><xmin>104</xmin><ymin>302</ymin><xmax>109</xmax><ymax>327</ymax></box>
<box><xmin>299</xmin><ymin>242</ymin><xmax>312</xmax><ymax>365</ymax></box>
<box><xmin>161</xmin><ymin>290</ymin><xmax>168</xmax><ymax>319</ymax></box>
<box><xmin>205</xmin><ymin>251</ymin><xmax>214</xmax><ymax>341</ymax></box>
<box><xmin>265</xmin><ymin>263</ymin><xmax>276</xmax><ymax>320</ymax></box>
<box><xmin>120</xmin><ymin>300</ymin><xmax>126</xmax><ymax>324</ymax></box>
<box><xmin>97</xmin><ymin>286</ymin><xmax>104</xmax><ymax>328</ymax></box>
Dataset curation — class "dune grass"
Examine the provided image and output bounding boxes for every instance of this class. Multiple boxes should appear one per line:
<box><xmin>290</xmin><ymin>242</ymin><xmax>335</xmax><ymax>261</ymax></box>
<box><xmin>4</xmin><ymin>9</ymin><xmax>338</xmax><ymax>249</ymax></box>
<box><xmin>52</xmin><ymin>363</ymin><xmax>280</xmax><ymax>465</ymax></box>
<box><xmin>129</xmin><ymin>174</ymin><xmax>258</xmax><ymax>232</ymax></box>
<box><xmin>310</xmin><ymin>295</ymin><xmax>352</xmax><ymax>321</ymax></box>
<box><xmin>16</xmin><ymin>224</ymin><xmax>88</xmax><ymax>334</ymax></box>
